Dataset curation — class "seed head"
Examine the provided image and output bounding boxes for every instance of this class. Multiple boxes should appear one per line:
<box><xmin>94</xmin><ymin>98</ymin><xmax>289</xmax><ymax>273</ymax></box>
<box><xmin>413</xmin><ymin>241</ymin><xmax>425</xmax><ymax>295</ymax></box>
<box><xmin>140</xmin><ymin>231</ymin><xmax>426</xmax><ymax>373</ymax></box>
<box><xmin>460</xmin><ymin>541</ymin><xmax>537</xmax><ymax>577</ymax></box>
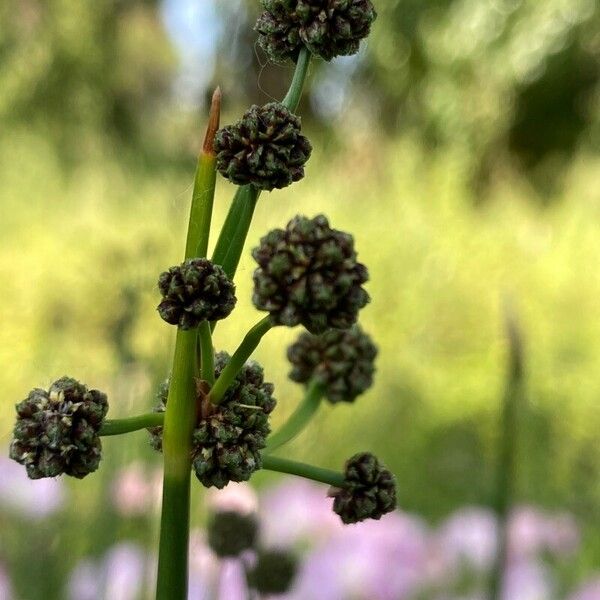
<box><xmin>207</xmin><ymin>510</ymin><xmax>259</xmax><ymax>557</ymax></box>
<box><xmin>248</xmin><ymin>549</ymin><xmax>298</xmax><ymax>595</ymax></box>
<box><xmin>252</xmin><ymin>215</ymin><xmax>369</xmax><ymax>334</ymax></box>
<box><xmin>331</xmin><ymin>452</ymin><xmax>396</xmax><ymax>524</ymax></box>
<box><xmin>256</xmin><ymin>0</ymin><xmax>377</xmax><ymax>62</ymax></box>
<box><xmin>149</xmin><ymin>353</ymin><xmax>276</xmax><ymax>488</ymax></box>
<box><xmin>157</xmin><ymin>258</ymin><xmax>236</xmax><ymax>329</ymax></box>
<box><xmin>9</xmin><ymin>377</ymin><xmax>108</xmax><ymax>479</ymax></box>
<box><xmin>214</xmin><ymin>103</ymin><xmax>311</xmax><ymax>191</ymax></box>
<box><xmin>287</xmin><ymin>325</ymin><xmax>377</xmax><ymax>402</ymax></box>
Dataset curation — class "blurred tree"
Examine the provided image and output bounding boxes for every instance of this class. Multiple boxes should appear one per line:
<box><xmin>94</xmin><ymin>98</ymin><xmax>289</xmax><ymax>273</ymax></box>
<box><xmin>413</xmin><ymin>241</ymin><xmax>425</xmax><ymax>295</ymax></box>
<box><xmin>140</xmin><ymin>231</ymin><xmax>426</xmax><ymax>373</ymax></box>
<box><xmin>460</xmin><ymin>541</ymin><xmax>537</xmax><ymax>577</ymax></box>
<box><xmin>0</xmin><ymin>0</ymin><xmax>176</xmax><ymax>157</ymax></box>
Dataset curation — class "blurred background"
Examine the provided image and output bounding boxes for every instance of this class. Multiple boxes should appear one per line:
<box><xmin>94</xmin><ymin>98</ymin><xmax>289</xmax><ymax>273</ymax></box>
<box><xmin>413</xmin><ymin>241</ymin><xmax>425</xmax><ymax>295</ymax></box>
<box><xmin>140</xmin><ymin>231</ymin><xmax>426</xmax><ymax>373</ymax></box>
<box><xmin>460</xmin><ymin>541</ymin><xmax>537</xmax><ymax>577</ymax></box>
<box><xmin>1</xmin><ymin>0</ymin><xmax>600</xmax><ymax>598</ymax></box>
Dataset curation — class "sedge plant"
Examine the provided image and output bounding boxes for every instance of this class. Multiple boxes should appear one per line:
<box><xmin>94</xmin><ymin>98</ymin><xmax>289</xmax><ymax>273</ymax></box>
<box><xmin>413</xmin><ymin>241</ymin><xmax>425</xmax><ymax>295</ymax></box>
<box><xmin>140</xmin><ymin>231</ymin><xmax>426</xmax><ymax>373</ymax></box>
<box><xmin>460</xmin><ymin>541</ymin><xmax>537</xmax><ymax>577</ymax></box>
<box><xmin>7</xmin><ymin>2</ymin><xmax>394</xmax><ymax>598</ymax></box>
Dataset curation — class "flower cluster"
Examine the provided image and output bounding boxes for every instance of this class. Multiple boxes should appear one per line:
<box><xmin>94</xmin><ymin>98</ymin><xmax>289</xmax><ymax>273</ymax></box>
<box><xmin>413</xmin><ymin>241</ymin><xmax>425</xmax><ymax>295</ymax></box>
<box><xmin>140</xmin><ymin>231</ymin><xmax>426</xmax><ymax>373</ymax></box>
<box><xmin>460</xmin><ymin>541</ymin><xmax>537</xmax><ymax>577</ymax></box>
<box><xmin>150</xmin><ymin>352</ymin><xmax>276</xmax><ymax>489</ymax></box>
<box><xmin>331</xmin><ymin>452</ymin><xmax>397</xmax><ymax>524</ymax></box>
<box><xmin>214</xmin><ymin>102</ymin><xmax>312</xmax><ymax>191</ymax></box>
<box><xmin>256</xmin><ymin>0</ymin><xmax>377</xmax><ymax>62</ymax></box>
<box><xmin>206</xmin><ymin>504</ymin><xmax>298</xmax><ymax>596</ymax></box>
<box><xmin>287</xmin><ymin>325</ymin><xmax>377</xmax><ymax>402</ymax></box>
<box><xmin>252</xmin><ymin>214</ymin><xmax>370</xmax><ymax>334</ymax></box>
<box><xmin>157</xmin><ymin>258</ymin><xmax>236</xmax><ymax>329</ymax></box>
<box><xmin>9</xmin><ymin>377</ymin><xmax>108</xmax><ymax>480</ymax></box>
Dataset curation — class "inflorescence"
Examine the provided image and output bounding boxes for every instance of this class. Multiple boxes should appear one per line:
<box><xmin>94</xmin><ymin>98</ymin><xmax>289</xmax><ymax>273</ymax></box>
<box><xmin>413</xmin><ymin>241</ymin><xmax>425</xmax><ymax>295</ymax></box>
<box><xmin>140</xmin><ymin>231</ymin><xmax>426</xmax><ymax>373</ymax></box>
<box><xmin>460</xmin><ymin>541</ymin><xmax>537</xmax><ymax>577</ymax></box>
<box><xmin>331</xmin><ymin>452</ymin><xmax>397</xmax><ymax>524</ymax></box>
<box><xmin>214</xmin><ymin>102</ymin><xmax>312</xmax><ymax>191</ymax></box>
<box><xmin>149</xmin><ymin>352</ymin><xmax>276</xmax><ymax>489</ymax></box>
<box><xmin>287</xmin><ymin>325</ymin><xmax>377</xmax><ymax>402</ymax></box>
<box><xmin>252</xmin><ymin>214</ymin><xmax>370</xmax><ymax>334</ymax></box>
<box><xmin>9</xmin><ymin>377</ymin><xmax>108</xmax><ymax>479</ymax></box>
<box><xmin>157</xmin><ymin>258</ymin><xmax>236</xmax><ymax>329</ymax></box>
<box><xmin>8</xmin><ymin>5</ymin><xmax>399</xmax><ymax>593</ymax></box>
<box><xmin>256</xmin><ymin>0</ymin><xmax>377</xmax><ymax>62</ymax></box>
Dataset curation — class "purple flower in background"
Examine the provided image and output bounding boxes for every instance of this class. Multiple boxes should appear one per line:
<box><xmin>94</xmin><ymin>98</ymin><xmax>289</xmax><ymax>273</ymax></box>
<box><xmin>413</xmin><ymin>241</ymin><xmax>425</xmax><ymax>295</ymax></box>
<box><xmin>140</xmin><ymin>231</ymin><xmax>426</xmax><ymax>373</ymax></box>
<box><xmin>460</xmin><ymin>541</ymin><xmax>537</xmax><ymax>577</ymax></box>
<box><xmin>568</xmin><ymin>577</ymin><xmax>600</xmax><ymax>600</ymax></box>
<box><xmin>259</xmin><ymin>479</ymin><xmax>343</xmax><ymax>546</ymax></box>
<box><xmin>68</xmin><ymin>543</ymin><xmax>149</xmax><ymax>600</ymax></box>
<box><xmin>508</xmin><ymin>506</ymin><xmax>580</xmax><ymax>562</ymax></box>
<box><xmin>434</xmin><ymin>507</ymin><xmax>498</xmax><ymax>574</ymax></box>
<box><xmin>206</xmin><ymin>481</ymin><xmax>258</xmax><ymax>516</ymax></box>
<box><xmin>502</xmin><ymin>561</ymin><xmax>554</xmax><ymax>600</ymax></box>
<box><xmin>0</xmin><ymin>454</ymin><xmax>65</xmax><ymax>518</ymax></box>
<box><xmin>288</xmin><ymin>511</ymin><xmax>430</xmax><ymax>600</ymax></box>
<box><xmin>111</xmin><ymin>461</ymin><xmax>162</xmax><ymax>517</ymax></box>
<box><xmin>216</xmin><ymin>559</ymin><xmax>248</xmax><ymax>600</ymax></box>
<box><xmin>0</xmin><ymin>563</ymin><xmax>14</xmax><ymax>600</ymax></box>
<box><xmin>188</xmin><ymin>529</ymin><xmax>220</xmax><ymax>599</ymax></box>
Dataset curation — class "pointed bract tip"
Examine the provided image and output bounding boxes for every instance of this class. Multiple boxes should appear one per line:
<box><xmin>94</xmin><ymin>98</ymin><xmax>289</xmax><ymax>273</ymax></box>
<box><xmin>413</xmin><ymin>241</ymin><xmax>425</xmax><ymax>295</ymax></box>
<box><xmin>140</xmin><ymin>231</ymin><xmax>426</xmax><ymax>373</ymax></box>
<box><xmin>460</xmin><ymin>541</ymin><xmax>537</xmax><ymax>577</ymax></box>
<box><xmin>203</xmin><ymin>86</ymin><xmax>222</xmax><ymax>155</ymax></box>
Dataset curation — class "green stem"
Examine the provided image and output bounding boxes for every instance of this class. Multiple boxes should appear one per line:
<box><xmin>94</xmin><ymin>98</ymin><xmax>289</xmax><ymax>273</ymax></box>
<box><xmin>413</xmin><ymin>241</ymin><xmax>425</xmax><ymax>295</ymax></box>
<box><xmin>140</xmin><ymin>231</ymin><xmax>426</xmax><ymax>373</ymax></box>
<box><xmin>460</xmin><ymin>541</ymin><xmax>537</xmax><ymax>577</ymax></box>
<box><xmin>99</xmin><ymin>413</ymin><xmax>164</xmax><ymax>436</ymax></box>
<box><xmin>156</xmin><ymin>330</ymin><xmax>198</xmax><ymax>600</ymax></box>
<box><xmin>265</xmin><ymin>379</ymin><xmax>325</xmax><ymax>454</ymax></box>
<box><xmin>185</xmin><ymin>88</ymin><xmax>220</xmax><ymax>260</ymax></box>
<box><xmin>199</xmin><ymin>320</ymin><xmax>215</xmax><ymax>386</ymax></box>
<box><xmin>489</xmin><ymin>307</ymin><xmax>524</xmax><ymax>600</ymax></box>
<box><xmin>262</xmin><ymin>455</ymin><xmax>345</xmax><ymax>488</ymax></box>
<box><xmin>282</xmin><ymin>47</ymin><xmax>311</xmax><ymax>112</ymax></box>
<box><xmin>208</xmin><ymin>316</ymin><xmax>274</xmax><ymax>405</ymax></box>
<box><xmin>156</xmin><ymin>92</ymin><xmax>220</xmax><ymax>600</ymax></box>
<box><xmin>211</xmin><ymin>184</ymin><xmax>260</xmax><ymax>280</ymax></box>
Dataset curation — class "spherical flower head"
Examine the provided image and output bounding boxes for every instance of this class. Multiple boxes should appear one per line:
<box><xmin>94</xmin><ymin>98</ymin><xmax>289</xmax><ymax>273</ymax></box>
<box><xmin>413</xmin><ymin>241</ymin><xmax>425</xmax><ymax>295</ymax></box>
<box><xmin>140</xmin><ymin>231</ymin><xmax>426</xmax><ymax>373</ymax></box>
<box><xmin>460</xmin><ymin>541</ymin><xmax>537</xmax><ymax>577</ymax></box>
<box><xmin>252</xmin><ymin>215</ymin><xmax>369</xmax><ymax>334</ymax></box>
<box><xmin>255</xmin><ymin>0</ymin><xmax>377</xmax><ymax>62</ymax></box>
<box><xmin>148</xmin><ymin>353</ymin><xmax>276</xmax><ymax>489</ymax></box>
<box><xmin>9</xmin><ymin>377</ymin><xmax>108</xmax><ymax>479</ymax></box>
<box><xmin>287</xmin><ymin>325</ymin><xmax>377</xmax><ymax>402</ymax></box>
<box><xmin>157</xmin><ymin>258</ymin><xmax>236</xmax><ymax>329</ymax></box>
<box><xmin>332</xmin><ymin>452</ymin><xmax>396</xmax><ymax>524</ymax></box>
<box><xmin>214</xmin><ymin>102</ymin><xmax>312</xmax><ymax>191</ymax></box>
<box><xmin>248</xmin><ymin>549</ymin><xmax>298</xmax><ymax>595</ymax></box>
<box><xmin>207</xmin><ymin>510</ymin><xmax>259</xmax><ymax>557</ymax></box>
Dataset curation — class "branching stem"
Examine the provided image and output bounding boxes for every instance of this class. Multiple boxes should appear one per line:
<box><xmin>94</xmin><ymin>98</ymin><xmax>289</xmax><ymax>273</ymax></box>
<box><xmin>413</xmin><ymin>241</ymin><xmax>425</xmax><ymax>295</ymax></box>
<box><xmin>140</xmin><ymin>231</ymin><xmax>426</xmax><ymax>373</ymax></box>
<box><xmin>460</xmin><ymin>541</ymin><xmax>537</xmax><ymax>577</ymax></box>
<box><xmin>99</xmin><ymin>413</ymin><xmax>164</xmax><ymax>436</ymax></box>
<box><xmin>208</xmin><ymin>316</ymin><xmax>274</xmax><ymax>405</ymax></box>
<box><xmin>265</xmin><ymin>378</ymin><xmax>325</xmax><ymax>454</ymax></box>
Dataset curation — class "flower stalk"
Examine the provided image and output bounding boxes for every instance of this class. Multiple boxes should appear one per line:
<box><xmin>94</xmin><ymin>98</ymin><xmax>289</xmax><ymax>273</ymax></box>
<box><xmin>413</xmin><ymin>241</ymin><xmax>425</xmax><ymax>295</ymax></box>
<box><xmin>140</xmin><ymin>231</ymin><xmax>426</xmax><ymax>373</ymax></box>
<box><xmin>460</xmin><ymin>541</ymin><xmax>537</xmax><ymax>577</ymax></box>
<box><xmin>100</xmin><ymin>413</ymin><xmax>164</xmax><ymax>436</ymax></box>
<box><xmin>262</xmin><ymin>455</ymin><xmax>345</xmax><ymax>488</ymax></box>
<box><xmin>265</xmin><ymin>378</ymin><xmax>325</xmax><ymax>454</ymax></box>
<box><xmin>208</xmin><ymin>316</ymin><xmax>274</xmax><ymax>405</ymax></box>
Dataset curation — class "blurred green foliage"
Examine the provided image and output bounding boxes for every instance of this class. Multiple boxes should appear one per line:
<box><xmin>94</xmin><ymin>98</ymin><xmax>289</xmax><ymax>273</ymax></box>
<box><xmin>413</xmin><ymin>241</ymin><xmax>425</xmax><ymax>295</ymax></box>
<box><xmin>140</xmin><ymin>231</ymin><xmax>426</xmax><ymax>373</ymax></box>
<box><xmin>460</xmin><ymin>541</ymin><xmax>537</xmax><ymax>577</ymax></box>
<box><xmin>1</xmin><ymin>0</ymin><xmax>600</xmax><ymax>597</ymax></box>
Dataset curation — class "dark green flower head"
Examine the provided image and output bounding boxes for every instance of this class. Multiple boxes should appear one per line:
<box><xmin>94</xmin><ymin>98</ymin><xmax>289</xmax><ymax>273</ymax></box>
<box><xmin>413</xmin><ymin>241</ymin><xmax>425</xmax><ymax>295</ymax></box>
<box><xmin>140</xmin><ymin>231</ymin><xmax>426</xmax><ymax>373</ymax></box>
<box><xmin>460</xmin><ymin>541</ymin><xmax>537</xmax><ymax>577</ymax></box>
<box><xmin>252</xmin><ymin>215</ymin><xmax>369</xmax><ymax>334</ymax></box>
<box><xmin>9</xmin><ymin>377</ymin><xmax>108</xmax><ymax>480</ymax></box>
<box><xmin>157</xmin><ymin>258</ymin><xmax>236</xmax><ymax>329</ymax></box>
<box><xmin>256</xmin><ymin>0</ymin><xmax>377</xmax><ymax>62</ymax></box>
<box><xmin>149</xmin><ymin>353</ymin><xmax>276</xmax><ymax>488</ymax></box>
<box><xmin>207</xmin><ymin>510</ymin><xmax>259</xmax><ymax>557</ymax></box>
<box><xmin>332</xmin><ymin>452</ymin><xmax>396</xmax><ymax>524</ymax></box>
<box><xmin>287</xmin><ymin>325</ymin><xmax>377</xmax><ymax>402</ymax></box>
<box><xmin>214</xmin><ymin>102</ymin><xmax>312</xmax><ymax>191</ymax></box>
<box><xmin>248</xmin><ymin>549</ymin><xmax>298</xmax><ymax>595</ymax></box>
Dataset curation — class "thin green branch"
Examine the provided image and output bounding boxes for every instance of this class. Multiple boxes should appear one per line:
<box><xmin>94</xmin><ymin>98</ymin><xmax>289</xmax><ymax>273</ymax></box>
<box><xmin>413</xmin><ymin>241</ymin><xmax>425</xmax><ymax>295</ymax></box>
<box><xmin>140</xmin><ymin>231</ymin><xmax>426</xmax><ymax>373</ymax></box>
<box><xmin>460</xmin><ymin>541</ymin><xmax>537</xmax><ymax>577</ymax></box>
<box><xmin>262</xmin><ymin>455</ymin><xmax>345</xmax><ymax>489</ymax></box>
<box><xmin>208</xmin><ymin>316</ymin><xmax>274</xmax><ymax>405</ymax></box>
<box><xmin>282</xmin><ymin>47</ymin><xmax>311</xmax><ymax>112</ymax></box>
<box><xmin>99</xmin><ymin>413</ymin><xmax>164</xmax><ymax>436</ymax></box>
<box><xmin>211</xmin><ymin>184</ymin><xmax>260</xmax><ymax>280</ymax></box>
<box><xmin>199</xmin><ymin>320</ymin><xmax>215</xmax><ymax>386</ymax></box>
<box><xmin>265</xmin><ymin>379</ymin><xmax>325</xmax><ymax>454</ymax></box>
